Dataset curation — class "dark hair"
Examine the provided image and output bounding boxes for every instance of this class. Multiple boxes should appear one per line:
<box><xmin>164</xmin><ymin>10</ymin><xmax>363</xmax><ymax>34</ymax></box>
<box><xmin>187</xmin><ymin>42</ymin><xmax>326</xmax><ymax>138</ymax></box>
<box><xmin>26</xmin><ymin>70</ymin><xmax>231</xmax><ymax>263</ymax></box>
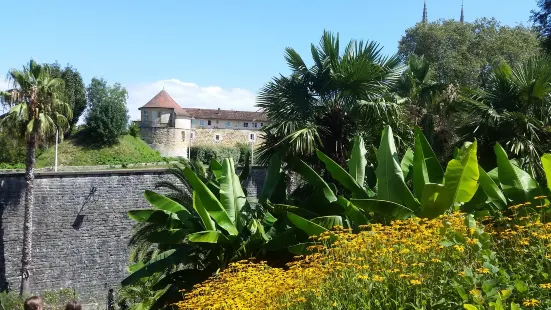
<box><xmin>24</xmin><ymin>296</ymin><xmax>43</xmax><ymax>310</ymax></box>
<box><xmin>65</xmin><ymin>301</ymin><xmax>82</xmax><ymax>310</ymax></box>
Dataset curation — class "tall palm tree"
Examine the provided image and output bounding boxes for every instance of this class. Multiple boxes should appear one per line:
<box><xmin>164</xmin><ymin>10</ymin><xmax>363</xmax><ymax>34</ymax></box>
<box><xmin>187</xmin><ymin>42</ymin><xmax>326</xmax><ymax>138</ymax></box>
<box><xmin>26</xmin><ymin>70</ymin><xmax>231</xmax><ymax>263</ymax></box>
<box><xmin>458</xmin><ymin>55</ymin><xmax>551</xmax><ymax>175</ymax></box>
<box><xmin>256</xmin><ymin>31</ymin><xmax>408</xmax><ymax>166</ymax></box>
<box><xmin>0</xmin><ymin>60</ymin><xmax>71</xmax><ymax>295</ymax></box>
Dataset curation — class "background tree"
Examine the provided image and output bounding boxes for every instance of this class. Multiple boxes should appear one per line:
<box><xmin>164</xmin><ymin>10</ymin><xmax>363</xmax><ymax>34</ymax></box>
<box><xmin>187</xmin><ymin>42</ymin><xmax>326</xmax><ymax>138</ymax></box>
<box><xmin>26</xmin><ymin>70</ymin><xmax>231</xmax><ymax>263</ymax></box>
<box><xmin>48</xmin><ymin>63</ymin><xmax>87</xmax><ymax>134</ymax></box>
<box><xmin>0</xmin><ymin>60</ymin><xmax>71</xmax><ymax>295</ymax></box>
<box><xmin>398</xmin><ymin>18</ymin><xmax>541</xmax><ymax>87</ymax></box>
<box><xmin>85</xmin><ymin>78</ymin><xmax>129</xmax><ymax>146</ymax></box>
<box><xmin>257</xmin><ymin>31</ymin><xmax>409</xmax><ymax>166</ymax></box>
<box><xmin>532</xmin><ymin>0</ymin><xmax>551</xmax><ymax>52</ymax></box>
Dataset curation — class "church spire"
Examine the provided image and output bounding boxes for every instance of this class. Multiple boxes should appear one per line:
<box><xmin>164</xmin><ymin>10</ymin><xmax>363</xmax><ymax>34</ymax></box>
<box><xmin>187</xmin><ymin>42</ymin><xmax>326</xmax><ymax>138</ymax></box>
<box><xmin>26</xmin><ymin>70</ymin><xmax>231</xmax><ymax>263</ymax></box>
<box><xmin>422</xmin><ymin>0</ymin><xmax>428</xmax><ymax>23</ymax></box>
<box><xmin>460</xmin><ymin>0</ymin><xmax>465</xmax><ymax>23</ymax></box>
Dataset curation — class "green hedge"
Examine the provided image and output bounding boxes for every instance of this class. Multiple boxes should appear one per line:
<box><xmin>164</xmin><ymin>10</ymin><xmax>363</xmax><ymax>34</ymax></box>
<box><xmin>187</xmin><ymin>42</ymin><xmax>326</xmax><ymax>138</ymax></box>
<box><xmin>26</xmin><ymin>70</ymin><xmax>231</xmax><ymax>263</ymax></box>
<box><xmin>190</xmin><ymin>144</ymin><xmax>251</xmax><ymax>166</ymax></box>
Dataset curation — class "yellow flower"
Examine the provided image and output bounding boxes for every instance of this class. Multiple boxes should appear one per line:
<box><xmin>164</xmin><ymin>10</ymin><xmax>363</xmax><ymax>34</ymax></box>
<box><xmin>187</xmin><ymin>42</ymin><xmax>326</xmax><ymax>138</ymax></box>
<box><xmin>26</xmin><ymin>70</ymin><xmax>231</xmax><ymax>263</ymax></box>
<box><xmin>523</xmin><ymin>299</ymin><xmax>540</xmax><ymax>307</ymax></box>
<box><xmin>373</xmin><ymin>275</ymin><xmax>385</xmax><ymax>282</ymax></box>
<box><xmin>476</xmin><ymin>267</ymin><xmax>490</xmax><ymax>274</ymax></box>
<box><xmin>332</xmin><ymin>301</ymin><xmax>337</xmax><ymax>306</ymax></box>
<box><xmin>453</xmin><ymin>245</ymin><xmax>465</xmax><ymax>253</ymax></box>
<box><xmin>539</xmin><ymin>283</ymin><xmax>551</xmax><ymax>289</ymax></box>
<box><xmin>410</xmin><ymin>279</ymin><xmax>422</xmax><ymax>286</ymax></box>
<box><xmin>469</xmin><ymin>289</ymin><xmax>481</xmax><ymax>296</ymax></box>
<box><xmin>458</xmin><ymin>271</ymin><xmax>466</xmax><ymax>277</ymax></box>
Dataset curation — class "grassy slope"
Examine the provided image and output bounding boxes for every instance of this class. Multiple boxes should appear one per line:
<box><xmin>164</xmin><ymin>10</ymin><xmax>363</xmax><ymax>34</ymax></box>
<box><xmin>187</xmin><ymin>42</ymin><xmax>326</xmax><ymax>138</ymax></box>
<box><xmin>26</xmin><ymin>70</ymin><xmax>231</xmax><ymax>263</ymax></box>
<box><xmin>36</xmin><ymin>135</ymin><xmax>164</xmax><ymax>168</ymax></box>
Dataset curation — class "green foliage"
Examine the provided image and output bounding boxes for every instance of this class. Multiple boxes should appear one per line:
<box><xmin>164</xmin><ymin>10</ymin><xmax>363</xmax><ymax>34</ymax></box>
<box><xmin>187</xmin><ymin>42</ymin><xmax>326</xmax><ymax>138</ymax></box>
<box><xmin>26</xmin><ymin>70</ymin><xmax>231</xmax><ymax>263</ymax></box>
<box><xmin>190</xmin><ymin>144</ymin><xmax>251</xmax><ymax>166</ymax></box>
<box><xmin>84</xmin><ymin>78</ymin><xmax>129</xmax><ymax>146</ymax></box>
<box><xmin>34</xmin><ymin>135</ymin><xmax>163</xmax><ymax>167</ymax></box>
<box><xmin>124</xmin><ymin>158</ymin><xmax>274</xmax><ymax>308</ymax></box>
<box><xmin>128</xmin><ymin>122</ymin><xmax>140</xmax><ymax>138</ymax></box>
<box><xmin>399</xmin><ymin>18</ymin><xmax>541</xmax><ymax>87</ymax></box>
<box><xmin>531</xmin><ymin>0</ymin><xmax>551</xmax><ymax>51</ymax></box>
<box><xmin>0</xmin><ymin>291</ymin><xmax>24</xmax><ymax>310</ymax></box>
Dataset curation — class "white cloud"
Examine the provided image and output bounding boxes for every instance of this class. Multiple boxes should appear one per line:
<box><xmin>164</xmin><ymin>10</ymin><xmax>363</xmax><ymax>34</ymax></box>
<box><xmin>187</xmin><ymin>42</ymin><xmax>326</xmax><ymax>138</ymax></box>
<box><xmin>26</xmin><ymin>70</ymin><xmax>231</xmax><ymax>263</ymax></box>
<box><xmin>125</xmin><ymin>79</ymin><xmax>257</xmax><ymax>120</ymax></box>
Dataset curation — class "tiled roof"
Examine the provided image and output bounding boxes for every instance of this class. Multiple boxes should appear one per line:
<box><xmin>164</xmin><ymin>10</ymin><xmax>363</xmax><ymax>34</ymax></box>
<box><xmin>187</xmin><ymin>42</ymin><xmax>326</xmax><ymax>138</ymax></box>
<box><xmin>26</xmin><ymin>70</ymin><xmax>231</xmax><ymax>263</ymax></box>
<box><xmin>183</xmin><ymin>108</ymin><xmax>268</xmax><ymax>122</ymax></box>
<box><xmin>139</xmin><ymin>90</ymin><xmax>191</xmax><ymax>116</ymax></box>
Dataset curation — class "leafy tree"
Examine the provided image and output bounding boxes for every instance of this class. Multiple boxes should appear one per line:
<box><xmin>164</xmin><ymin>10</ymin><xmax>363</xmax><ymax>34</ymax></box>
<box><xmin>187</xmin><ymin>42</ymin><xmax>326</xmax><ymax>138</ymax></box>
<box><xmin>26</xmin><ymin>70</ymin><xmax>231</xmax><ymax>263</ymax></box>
<box><xmin>458</xmin><ymin>55</ymin><xmax>551</xmax><ymax>176</ymax></box>
<box><xmin>85</xmin><ymin>78</ymin><xmax>129</xmax><ymax>145</ymax></box>
<box><xmin>257</xmin><ymin>31</ymin><xmax>410</xmax><ymax>166</ymax></box>
<box><xmin>48</xmin><ymin>63</ymin><xmax>87</xmax><ymax>133</ymax></box>
<box><xmin>531</xmin><ymin>0</ymin><xmax>551</xmax><ymax>52</ymax></box>
<box><xmin>398</xmin><ymin>18</ymin><xmax>541</xmax><ymax>87</ymax></box>
<box><xmin>0</xmin><ymin>60</ymin><xmax>71</xmax><ymax>295</ymax></box>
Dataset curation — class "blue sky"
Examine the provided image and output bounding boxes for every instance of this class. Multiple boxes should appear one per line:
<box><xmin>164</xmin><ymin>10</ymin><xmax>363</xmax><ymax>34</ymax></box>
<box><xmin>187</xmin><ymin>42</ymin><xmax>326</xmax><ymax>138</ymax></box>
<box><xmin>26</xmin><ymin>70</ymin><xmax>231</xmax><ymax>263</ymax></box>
<box><xmin>0</xmin><ymin>0</ymin><xmax>538</xmax><ymax>119</ymax></box>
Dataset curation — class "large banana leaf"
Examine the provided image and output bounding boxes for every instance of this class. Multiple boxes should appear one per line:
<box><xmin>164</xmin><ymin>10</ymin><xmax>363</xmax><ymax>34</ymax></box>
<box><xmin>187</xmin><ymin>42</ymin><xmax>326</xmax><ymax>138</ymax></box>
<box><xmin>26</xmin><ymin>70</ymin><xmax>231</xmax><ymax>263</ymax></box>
<box><xmin>401</xmin><ymin>148</ymin><xmax>414</xmax><ymax>182</ymax></box>
<box><xmin>421</xmin><ymin>141</ymin><xmax>479</xmax><ymax>218</ymax></box>
<box><xmin>219</xmin><ymin>158</ymin><xmax>246</xmax><ymax>226</ymax></box>
<box><xmin>210</xmin><ymin>159</ymin><xmax>223</xmax><ymax>180</ymax></box>
<box><xmin>144</xmin><ymin>190</ymin><xmax>191</xmax><ymax>216</ymax></box>
<box><xmin>478</xmin><ymin>165</ymin><xmax>507</xmax><ymax>210</ymax></box>
<box><xmin>336</xmin><ymin>196</ymin><xmax>369</xmax><ymax>226</ymax></box>
<box><xmin>413</xmin><ymin>127</ymin><xmax>444</xmax><ymax>200</ymax></box>
<box><xmin>311</xmin><ymin>216</ymin><xmax>343</xmax><ymax>230</ymax></box>
<box><xmin>289</xmin><ymin>157</ymin><xmax>337</xmax><ymax>203</ymax></box>
<box><xmin>128</xmin><ymin>209</ymin><xmax>177</xmax><ymax>225</ymax></box>
<box><xmin>193</xmin><ymin>192</ymin><xmax>216</xmax><ymax>231</ymax></box>
<box><xmin>542</xmin><ymin>154</ymin><xmax>551</xmax><ymax>189</ymax></box>
<box><xmin>184</xmin><ymin>167</ymin><xmax>238</xmax><ymax>235</ymax></box>
<box><xmin>348</xmin><ymin>136</ymin><xmax>368</xmax><ymax>187</ymax></box>
<box><xmin>271</xmin><ymin>204</ymin><xmax>320</xmax><ymax>219</ymax></box>
<box><xmin>259</xmin><ymin>153</ymin><xmax>282</xmax><ymax>204</ymax></box>
<box><xmin>287</xmin><ymin>212</ymin><xmax>328</xmax><ymax>236</ymax></box>
<box><xmin>494</xmin><ymin>144</ymin><xmax>541</xmax><ymax>204</ymax></box>
<box><xmin>376</xmin><ymin>126</ymin><xmax>419</xmax><ymax>211</ymax></box>
<box><xmin>146</xmin><ymin>229</ymin><xmax>190</xmax><ymax>244</ymax></box>
<box><xmin>351</xmin><ymin>199</ymin><xmax>414</xmax><ymax>220</ymax></box>
<box><xmin>187</xmin><ymin>231</ymin><xmax>230</xmax><ymax>244</ymax></box>
<box><xmin>317</xmin><ymin>150</ymin><xmax>369</xmax><ymax>199</ymax></box>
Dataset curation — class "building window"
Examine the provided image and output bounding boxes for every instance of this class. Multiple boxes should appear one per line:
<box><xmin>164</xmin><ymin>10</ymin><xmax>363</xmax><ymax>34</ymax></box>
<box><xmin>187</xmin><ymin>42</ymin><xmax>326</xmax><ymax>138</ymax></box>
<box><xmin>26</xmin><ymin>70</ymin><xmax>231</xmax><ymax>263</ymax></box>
<box><xmin>244</xmin><ymin>122</ymin><xmax>249</xmax><ymax>128</ymax></box>
<box><xmin>144</xmin><ymin>111</ymin><xmax>148</xmax><ymax>121</ymax></box>
<box><xmin>216</xmin><ymin>120</ymin><xmax>219</xmax><ymax>124</ymax></box>
<box><xmin>260</xmin><ymin>123</ymin><xmax>264</xmax><ymax>127</ymax></box>
<box><xmin>253</xmin><ymin>122</ymin><xmax>258</xmax><ymax>128</ymax></box>
<box><xmin>208</xmin><ymin>120</ymin><xmax>212</xmax><ymax>126</ymax></box>
<box><xmin>181</xmin><ymin>131</ymin><xmax>186</xmax><ymax>141</ymax></box>
<box><xmin>214</xmin><ymin>134</ymin><xmax>221</xmax><ymax>142</ymax></box>
<box><xmin>249</xmin><ymin>133</ymin><xmax>255</xmax><ymax>141</ymax></box>
<box><xmin>190</xmin><ymin>132</ymin><xmax>194</xmax><ymax>139</ymax></box>
<box><xmin>200</xmin><ymin>120</ymin><xmax>205</xmax><ymax>126</ymax></box>
<box><xmin>226</xmin><ymin>121</ymin><xmax>231</xmax><ymax>128</ymax></box>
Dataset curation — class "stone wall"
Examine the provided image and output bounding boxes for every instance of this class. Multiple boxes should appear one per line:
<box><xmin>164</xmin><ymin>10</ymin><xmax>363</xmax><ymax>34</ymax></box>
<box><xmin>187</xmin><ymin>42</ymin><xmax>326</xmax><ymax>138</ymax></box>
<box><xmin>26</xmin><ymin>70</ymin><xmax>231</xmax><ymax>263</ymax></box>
<box><xmin>139</xmin><ymin>127</ymin><xmax>189</xmax><ymax>158</ymax></box>
<box><xmin>192</xmin><ymin>128</ymin><xmax>264</xmax><ymax>148</ymax></box>
<box><xmin>0</xmin><ymin>168</ymin><xmax>266</xmax><ymax>308</ymax></box>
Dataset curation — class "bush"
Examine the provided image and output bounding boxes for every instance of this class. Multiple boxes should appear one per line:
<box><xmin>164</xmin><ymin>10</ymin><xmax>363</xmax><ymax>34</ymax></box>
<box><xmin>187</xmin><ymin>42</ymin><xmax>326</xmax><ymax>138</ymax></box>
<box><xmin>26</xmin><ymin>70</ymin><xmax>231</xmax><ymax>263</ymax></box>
<box><xmin>129</xmin><ymin>123</ymin><xmax>140</xmax><ymax>138</ymax></box>
<box><xmin>84</xmin><ymin>78</ymin><xmax>129</xmax><ymax>146</ymax></box>
<box><xmin>191</xmin><ymin>144</ymin><xmax>251</xmax><ymax>166</ymax></box>
<box><xmin>0</xmin><ymin>291</ymin><xmax>24</xmax><ymax>310</ymax></box>
<box><xmin>177</xmin><ymin>209</ymin><xmax>551</xmax><ymax>309</ymax></box>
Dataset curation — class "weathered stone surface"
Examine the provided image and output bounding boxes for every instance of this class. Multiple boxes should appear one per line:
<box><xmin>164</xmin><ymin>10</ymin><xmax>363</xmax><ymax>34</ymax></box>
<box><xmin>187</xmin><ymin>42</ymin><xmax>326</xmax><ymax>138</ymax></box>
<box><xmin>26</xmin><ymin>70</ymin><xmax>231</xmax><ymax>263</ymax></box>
<box><xmin>0</xmin><ymin>168</ymin><xmax>266</xmax><ymax>308</ymax></box>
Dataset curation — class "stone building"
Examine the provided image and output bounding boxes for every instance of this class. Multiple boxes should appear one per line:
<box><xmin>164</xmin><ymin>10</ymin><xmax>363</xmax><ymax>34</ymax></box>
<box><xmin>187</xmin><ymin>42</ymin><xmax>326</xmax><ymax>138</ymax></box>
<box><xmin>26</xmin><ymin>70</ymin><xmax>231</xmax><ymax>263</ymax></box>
<box><xmin>139</xmin><ymin>90</ymin><xmax>268</xmax><ymax>158</ymax></box>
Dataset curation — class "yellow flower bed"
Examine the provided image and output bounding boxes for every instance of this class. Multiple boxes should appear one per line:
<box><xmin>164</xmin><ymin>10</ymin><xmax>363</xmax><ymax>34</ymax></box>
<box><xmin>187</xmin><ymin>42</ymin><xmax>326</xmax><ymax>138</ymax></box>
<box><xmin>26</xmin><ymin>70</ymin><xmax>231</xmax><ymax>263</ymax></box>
<box><xmin>177</xmin><ymin>212</ymin><xmax>551</xmax><ymax>309</ymax></box>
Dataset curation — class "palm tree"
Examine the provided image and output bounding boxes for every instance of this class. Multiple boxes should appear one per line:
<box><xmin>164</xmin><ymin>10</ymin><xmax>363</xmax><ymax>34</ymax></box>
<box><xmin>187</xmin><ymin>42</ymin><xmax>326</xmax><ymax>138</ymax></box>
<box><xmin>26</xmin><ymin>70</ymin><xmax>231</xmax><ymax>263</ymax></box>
<box><xmin>395</xmin><ymin>54</ymin><xmax>456</xmax><ymax>158</ymax></box>
<box><xmin>458</xmin><ymin>55</ymin><xmax>551</xmax><ymax>175</ymax></box>
<box><xmin>0</xmin><ymin>60</ymin><xmax>71</xmax><ymax>295</ymax></box>
<box><xmin>256</xmin><ymin>31</ymin><xmax>409</xmax><ymax>166</ymax></box>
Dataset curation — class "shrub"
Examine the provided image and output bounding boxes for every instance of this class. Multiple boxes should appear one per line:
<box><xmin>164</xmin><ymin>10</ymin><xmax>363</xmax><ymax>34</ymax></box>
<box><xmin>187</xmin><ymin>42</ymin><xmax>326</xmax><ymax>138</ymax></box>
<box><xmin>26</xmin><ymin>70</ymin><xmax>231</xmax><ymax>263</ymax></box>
<box><xmin>84</xmin><ymin>78</ymin><xmax>129</xmax><ymax>146</ymax></box>
<box><xmin>190</xmin><ymin>144</ymin><xmax>251</xmax><ymax>166</ymax></box>
<box><xmin>128</xmin><ymin>123</ymin><xmax>140</xmax><ymax>138</ymax></box>
<box><xmin>177</xmin><ymin>208</ymin><xmax>551</xmax><ymax>309</ymax></box>
<box><xmin>0</xmin><ymin>291</ymin><xmax>24</xmax><ymax>310</ymax></box>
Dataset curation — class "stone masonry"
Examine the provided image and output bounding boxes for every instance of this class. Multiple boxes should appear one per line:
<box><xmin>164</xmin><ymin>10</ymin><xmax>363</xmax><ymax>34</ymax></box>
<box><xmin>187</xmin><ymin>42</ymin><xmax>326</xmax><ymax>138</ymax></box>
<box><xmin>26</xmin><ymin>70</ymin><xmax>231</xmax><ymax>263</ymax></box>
<box><xmin>0</xmin><ymin>168</ymin><xmax>266</xmax><ymax>308</ymax></box>
<box><xmin>192</xmin><ymin>128</ymin><xmax>264</xmax><ymax>148</ymax></box>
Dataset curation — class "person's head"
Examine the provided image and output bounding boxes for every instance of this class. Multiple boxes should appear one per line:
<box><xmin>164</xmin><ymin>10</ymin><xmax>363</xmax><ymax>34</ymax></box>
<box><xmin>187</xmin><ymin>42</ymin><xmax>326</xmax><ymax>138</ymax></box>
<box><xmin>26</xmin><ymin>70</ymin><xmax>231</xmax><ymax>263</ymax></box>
<box><xmin>65</xmin><ymin>301</ymin><xmax>82</xmax><ymax>310</ymax></box>
<box><xmin>23</xmin><ymin>296</ymin><xmax>43</xmax><ymax>310</ymax></box>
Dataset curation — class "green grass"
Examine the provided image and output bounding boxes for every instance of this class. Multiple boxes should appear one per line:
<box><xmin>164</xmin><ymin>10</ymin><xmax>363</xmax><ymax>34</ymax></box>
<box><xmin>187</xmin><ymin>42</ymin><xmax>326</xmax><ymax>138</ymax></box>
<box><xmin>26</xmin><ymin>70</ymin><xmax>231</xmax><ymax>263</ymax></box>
<box><xmin>35</xmin><ymin>135</ymin><xmax>164</xmax><ymax>168</ymax></box>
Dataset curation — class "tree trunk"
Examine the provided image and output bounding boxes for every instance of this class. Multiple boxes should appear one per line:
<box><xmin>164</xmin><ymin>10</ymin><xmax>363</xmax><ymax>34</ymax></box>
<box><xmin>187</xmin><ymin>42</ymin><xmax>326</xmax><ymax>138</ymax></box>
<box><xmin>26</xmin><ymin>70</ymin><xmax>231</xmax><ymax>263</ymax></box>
<box><xmin>20</xmin><ymin>132</ymin><xmax>36</xmax><ymax>296</ymax></box>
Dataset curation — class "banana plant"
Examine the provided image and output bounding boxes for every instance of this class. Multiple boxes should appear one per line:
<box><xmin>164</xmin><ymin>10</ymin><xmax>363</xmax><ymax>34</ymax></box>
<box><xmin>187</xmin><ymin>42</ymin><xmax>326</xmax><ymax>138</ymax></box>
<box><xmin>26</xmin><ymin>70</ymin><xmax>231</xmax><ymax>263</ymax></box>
<box><xmin>122</xmin><ymin>158</ymin><xmax>277</xmax><ymax>309</ymax></box>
